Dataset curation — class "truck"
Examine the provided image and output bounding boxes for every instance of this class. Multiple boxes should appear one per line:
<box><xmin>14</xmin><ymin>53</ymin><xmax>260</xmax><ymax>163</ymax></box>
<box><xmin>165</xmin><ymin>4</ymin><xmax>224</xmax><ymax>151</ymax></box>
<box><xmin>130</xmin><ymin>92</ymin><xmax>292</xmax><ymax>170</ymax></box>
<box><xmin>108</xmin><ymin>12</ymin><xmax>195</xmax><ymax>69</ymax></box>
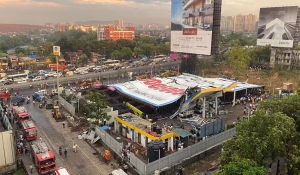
<box><xmin>48</xmin><ymin>64</ymin><xmax>67</xmax><ymax>71</ymax></box>
<box><xmin>12</xmin><ymin>106</ymin><xmax>31</xmax><ymax>125</ymax></box>
<box><xmin>21</xmin><ymin>120</ymin><xmax>37</xmax><ymax>141</ymax></box>
<box><xmin>31</xmin><ymin>141</ymin><xmax>56</xmax><ymax>174</ymax></box>
<box><xmin>55</xmin><ymin>167</ymin><xmax>71</xmax><ymax>175</ymax></box>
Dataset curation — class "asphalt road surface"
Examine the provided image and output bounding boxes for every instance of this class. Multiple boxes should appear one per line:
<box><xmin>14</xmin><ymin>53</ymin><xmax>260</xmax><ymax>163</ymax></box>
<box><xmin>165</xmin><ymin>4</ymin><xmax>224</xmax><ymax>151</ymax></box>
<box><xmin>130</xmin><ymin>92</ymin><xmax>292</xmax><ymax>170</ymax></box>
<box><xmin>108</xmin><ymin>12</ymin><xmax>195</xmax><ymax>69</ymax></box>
<box><xmin>17</xmin><ymin>92</ymin><xmax>115</xmax><ymax>175</ymax></box>
<box><xmin>4</xmin><ymin>61</ymin><xmax>180</xmax><ymax>89</ymax></box>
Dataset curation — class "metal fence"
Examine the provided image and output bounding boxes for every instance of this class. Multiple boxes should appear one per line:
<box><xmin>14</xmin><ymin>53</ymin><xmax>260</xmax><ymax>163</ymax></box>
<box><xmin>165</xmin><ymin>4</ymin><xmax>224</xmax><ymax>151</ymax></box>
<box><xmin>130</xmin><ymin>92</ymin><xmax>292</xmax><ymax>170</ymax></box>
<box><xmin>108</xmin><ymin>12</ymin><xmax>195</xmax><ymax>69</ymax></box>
<box><xmin>95</xmin><ymin>127</ymin><xmax>123</xmax><ymax>156</ymax></box>
<box><xmin>145</xmin><ymin>128</ymin><xmax>236</xmax><ymax>175</ymax></box>
<box><xmin>130</xmin><ymin>153</ymin><xmax>146</xmax><ymax>175</ymax></box>
<box><xmin>58</xmin><ymin>95</ymin><xmax>76</xmax><ymax>116</ymax></box>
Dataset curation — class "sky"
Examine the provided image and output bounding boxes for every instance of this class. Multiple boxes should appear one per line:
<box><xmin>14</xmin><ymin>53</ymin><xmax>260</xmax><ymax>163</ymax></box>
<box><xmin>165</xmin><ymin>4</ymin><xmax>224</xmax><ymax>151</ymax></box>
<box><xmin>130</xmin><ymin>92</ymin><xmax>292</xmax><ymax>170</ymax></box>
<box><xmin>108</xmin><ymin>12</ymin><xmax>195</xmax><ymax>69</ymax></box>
<box><xmin>0</xmin><ymin>0</ymin><xmax>299</xmax><ymax>25</ymax></box>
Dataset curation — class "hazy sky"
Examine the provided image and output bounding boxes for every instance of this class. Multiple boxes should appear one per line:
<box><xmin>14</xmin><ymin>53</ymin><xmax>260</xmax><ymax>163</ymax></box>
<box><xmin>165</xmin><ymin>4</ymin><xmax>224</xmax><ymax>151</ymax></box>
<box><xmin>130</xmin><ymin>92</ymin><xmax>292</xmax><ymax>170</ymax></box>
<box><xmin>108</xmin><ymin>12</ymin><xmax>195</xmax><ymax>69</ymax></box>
<box><xmin>0</xmin><ymin>0</ymin><xmax>299</xmax><ymax>25</ymax></box>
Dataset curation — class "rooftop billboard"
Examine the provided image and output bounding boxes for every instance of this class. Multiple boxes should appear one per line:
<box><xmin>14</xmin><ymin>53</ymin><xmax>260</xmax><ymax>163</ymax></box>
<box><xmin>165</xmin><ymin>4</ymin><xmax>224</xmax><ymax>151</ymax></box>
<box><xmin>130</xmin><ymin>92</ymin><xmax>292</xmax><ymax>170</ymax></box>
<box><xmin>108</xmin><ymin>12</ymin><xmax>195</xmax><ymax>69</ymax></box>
<box><xmin>257</xmin><ymin>6</ymin><xmax>298</xmax><ymax>48</ymax></box>
<box><xmin>171</xmin><ymin>0</ymin><xmax>214</xmax><ymax>55</ymax></box>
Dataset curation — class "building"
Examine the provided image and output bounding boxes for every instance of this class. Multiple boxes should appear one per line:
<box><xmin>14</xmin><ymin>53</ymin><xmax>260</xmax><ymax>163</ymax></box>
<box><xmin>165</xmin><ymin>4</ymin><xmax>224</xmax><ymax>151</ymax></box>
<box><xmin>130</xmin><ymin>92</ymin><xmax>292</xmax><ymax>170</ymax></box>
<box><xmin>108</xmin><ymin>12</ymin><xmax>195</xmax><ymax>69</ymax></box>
<box><xmin>114</xmin><ymin>19</ymin><xmax>124</xmax><ymax>29</ymax></box>
<box><xmin>220</xmin><ymin>14</ymin><xmax>256</xmax><ymax>32</ymax></box>
<box><xmin>244</xmin><ymin>14</ymin><xmax>257</xmax><ymax>32</ymax></box>
<box><xmin>97</xmin><ymin>26</ymin><xmax>135</xmax><ymax>41</ymax></box>
<box><xmin>182</xmin><ymin>0</ymin><xmax>214</xmax><ymax>27</ymax></box>
<box><xmin>270</xmin><ymin>48</ymin><xmax>300</xmax><ymax>68</ymax></box>
<box><xmin>220</xmin><ymin>16</ymin><xmax>234</xmax><ymax>31</ymax></box>
<box><xmin>233</xmin><ymin>14</ymin><xmax>245</xmax><ymax>32</ymax></box>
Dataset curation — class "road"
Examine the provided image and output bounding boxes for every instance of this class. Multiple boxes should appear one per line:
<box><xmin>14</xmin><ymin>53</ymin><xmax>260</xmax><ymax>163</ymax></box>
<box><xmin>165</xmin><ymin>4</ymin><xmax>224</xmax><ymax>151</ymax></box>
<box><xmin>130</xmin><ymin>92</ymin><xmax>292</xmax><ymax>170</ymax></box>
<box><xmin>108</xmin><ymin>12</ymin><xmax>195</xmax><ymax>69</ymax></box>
<box><xmin>17</xmin><ymin>91</ymin><xmax>115</xmax><ymax>175</ymax></box>
<box><xmin>4</xmin><ymin>61</ymin><xmax>181</xmax><ymax>89</ymax></box>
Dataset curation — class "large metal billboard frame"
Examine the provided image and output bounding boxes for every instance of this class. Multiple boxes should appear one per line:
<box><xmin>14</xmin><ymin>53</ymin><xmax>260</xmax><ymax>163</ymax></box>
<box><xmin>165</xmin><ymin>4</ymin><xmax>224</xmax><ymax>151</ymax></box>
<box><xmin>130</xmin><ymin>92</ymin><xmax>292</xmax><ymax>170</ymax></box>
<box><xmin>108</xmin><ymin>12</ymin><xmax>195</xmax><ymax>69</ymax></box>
<box><xmin>171</xmin><ymin>0</ymin><xmax>214</xmax><ymax>55</ymax></box>
<box><xmin>257</xmin><ymin>6</ymin><xmax>298</xmax><ymax>48</ymax></box>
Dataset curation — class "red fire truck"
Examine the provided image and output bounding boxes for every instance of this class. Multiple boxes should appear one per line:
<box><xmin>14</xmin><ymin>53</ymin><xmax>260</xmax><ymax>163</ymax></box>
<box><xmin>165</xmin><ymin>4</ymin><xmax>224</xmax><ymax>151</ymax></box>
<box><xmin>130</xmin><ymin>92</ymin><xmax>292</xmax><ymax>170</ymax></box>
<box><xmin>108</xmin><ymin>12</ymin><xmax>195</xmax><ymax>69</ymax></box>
<box><xmin>21</xmin><ymin>120</ymin><xmax>37</xmax><ymax>141</ymax></box>
<box><xmin>31</xmin><ymin>141</ymin><xmax>56</xmax><ymax>174</ymax></box>
<box><xmin>12</xmin><ymin>106</ymin><xmax>31</xmax><ymax>125</ymax></box>
<box><xmin>55</xmin><ymin>167</ymin><xmax>71</xmax><ymax>175</ymax></box>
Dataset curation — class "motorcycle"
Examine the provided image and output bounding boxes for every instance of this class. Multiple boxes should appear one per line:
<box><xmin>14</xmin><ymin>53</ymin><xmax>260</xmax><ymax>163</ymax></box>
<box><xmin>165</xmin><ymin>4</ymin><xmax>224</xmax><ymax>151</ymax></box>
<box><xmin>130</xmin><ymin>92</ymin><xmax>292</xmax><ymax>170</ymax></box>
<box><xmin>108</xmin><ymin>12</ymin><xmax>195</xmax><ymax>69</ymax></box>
<box><xmin>38</xmin><ymin>103</ymin><xmax>43</xmax><ymax>109</ymax></box>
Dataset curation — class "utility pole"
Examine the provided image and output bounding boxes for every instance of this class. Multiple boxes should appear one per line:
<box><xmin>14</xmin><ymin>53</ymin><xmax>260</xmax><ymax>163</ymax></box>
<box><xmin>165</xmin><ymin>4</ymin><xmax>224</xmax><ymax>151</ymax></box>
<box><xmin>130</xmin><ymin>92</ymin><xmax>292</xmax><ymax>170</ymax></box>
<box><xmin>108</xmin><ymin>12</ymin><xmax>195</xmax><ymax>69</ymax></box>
<box><xmin>53</xmin><ymin>46</ymin><xmax>60</xmax><ymax>94</ymax></box>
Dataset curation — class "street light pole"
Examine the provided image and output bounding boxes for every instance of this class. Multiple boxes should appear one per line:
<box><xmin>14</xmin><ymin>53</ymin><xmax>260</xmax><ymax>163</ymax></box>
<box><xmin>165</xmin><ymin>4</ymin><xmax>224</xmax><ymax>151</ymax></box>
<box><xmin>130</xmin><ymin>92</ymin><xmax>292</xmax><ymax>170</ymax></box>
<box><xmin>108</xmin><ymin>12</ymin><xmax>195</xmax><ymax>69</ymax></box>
<box><xmin>56</xmin><ymin>55</ymin><xmax>59</xmax><ymax>93</ymax></box>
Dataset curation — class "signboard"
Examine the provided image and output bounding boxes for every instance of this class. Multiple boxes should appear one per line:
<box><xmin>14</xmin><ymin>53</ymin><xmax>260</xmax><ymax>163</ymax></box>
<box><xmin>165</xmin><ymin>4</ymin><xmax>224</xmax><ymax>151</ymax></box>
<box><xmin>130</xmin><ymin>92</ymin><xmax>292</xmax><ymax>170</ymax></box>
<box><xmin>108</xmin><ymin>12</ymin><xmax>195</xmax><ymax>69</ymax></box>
<box><xmin>53</xmin><ymin>46</ymin><xmax>60</xmax><ymax>56</ymax></box>
<box><xmin>257</xmin><ymin>6</ymin><xmax>298</xmax><ymax>48</ymax></box>
<box><xmin>171</xmin><ymin>0</ymin><xmax>214</xmax><ymax>55</ymax></box>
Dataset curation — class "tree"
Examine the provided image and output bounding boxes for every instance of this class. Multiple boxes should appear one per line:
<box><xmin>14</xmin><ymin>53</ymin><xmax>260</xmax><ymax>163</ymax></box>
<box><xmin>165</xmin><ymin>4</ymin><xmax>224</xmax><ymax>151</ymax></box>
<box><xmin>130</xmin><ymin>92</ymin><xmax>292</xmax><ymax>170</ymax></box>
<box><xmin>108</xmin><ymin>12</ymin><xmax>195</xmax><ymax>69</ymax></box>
<box><xmin>157</xmin><ymin>43</ymin><xmax>170</xmax><ymax>55</ymax></box>
<box><xmin>15</xmin><ymin>47</ymin><xmax>26</xmax><ymax>55</ymax></box>
<box><xmin>139</xmin><ymin>44</ymin><xmax>156</xmax><ymax>57</ymax></box>
<box><xmin>220</xmin><ymin>110</ymin><xmax>296</xmax><ymax>166</ymax></box>
<box><xmin>228</xmin><ymin>46</ymin><xmax>251</xmax><ymax>77</ymax></box>
<box><xmin>49</xmin><ymin>54</ymin><xmax>57</xmax><ymax>63</ymax></box>
<box><xmin>83</xmin><ymin>91</ymin><xmax>111</xmax><ymax>124</ymax></box>
<box><xmin>111</xmin><ymin>50</ymin><xmax>123</xmax><ymax>60</ymax></box>
<box><xmin>78</xmin><ymin>55</ymin><xmax>88</xmax><ymax>64</ymax></box>
<box><xmin>216</xmin><ymin>159</ymin><xmax>264</xmax><ymax>175</ymax></box>
<box><xmin>37</xmin><ymin>42</ymin><xmax>53</xmax><ymax>57</ymax></box>
<box><xmin>133</xmin><ymin>47</ymin><xmax>144</xmax><ymax>57</ymax></box>
<box><xmin>17</xmin><ymin>52</ymin><xmax>25</xmax><ymax>57</ymax></box>
<box><xmin>120</xmin><ymin>47</ymin><xmax>133</xmax><ymax>60</ymax></box>
<box><xmin>295</xmin><ymin>45</ymin><xmax>300</xmax><ymax>50</ymax></box>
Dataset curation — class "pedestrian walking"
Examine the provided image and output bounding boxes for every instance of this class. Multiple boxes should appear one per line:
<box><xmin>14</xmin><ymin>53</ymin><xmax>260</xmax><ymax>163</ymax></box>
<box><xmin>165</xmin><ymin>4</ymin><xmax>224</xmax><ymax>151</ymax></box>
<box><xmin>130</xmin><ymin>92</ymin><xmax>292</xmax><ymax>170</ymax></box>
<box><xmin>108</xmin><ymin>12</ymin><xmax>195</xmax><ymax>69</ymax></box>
<box><xmin>59</xmin><ymin>147</ymin><xmax>62</xmax><ymax>155</ymax></box>
<box><xmin>64</xmin><ymin>149</ymin><xmax>67</xmax><ymax>158</ymax></box>
<box><xmin>25</xmin><ymin>146</ymin><xmax>28</xmax><ymax>154</ymax></box>
<box><xmin>268</xmin><ymin>163</ymin><xmax>272</xmax><ymax>173</ymax></box>
<box><xmin>73</xmin><ymin>143</ymin><xmax>77</xmax><ymax>153</ymax></box>
<box><xmin>30</xmin><ymin>165</ymin><xmax>33</xmax><ymax>174</ymax></box>
<box><xmin>33</xmin><ymin>100</ymin><xmax>35</xmax><ymax>106</ymax></box>
<box><xmin>62</xmin><ymin>121</ymin><xmax>65</xmax><ymax>128</ymax></box>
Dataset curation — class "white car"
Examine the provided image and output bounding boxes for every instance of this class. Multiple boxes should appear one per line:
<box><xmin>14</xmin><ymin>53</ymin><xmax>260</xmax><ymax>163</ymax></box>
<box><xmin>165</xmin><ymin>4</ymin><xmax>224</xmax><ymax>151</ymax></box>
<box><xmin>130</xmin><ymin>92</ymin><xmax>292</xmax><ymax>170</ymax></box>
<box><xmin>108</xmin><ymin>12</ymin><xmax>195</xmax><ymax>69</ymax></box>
<box><xmin>17</xmin><ymin>79</ymin><xmax>27</xmax><ymax>83</ymax></box>
<box><xmin>93</xmin><ymin>66</ymin><xmax>102</xmax><ymax>71</ymax></box>
<box><xmin>0</xmin><ymin>78</ymin><xmax>7</xmax><ymax>82</ymax></box>
<box><xmin>79</xmin><ymin>70</ymin><xmax>88</xmax><ymax>75</ymax></box>
<box><xmin>45</xmin><ymin>72</ymin><xmax>55</xmax><ymax>77</ymax></box>
<box><xmin>32</xmin><ymin>77</ymin><xmax>41</xmax><ymax>81</ymax></box>
<box><xmin>53</xmin><ymin>72</ymin><xmax>62</xmax><ymax>77</ymax></box>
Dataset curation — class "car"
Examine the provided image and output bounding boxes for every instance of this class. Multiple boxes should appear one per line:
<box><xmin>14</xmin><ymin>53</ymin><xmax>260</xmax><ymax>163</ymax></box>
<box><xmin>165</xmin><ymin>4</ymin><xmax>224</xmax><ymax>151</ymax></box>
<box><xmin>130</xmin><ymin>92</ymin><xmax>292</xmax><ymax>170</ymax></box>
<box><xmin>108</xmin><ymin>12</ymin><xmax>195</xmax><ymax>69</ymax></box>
<box><xmin>32</xmin><ymin>76</ymin><xmax>46</xmax><ymax>81</ymax></box>
<box><xmin>53</xmin><ymin>72</ymin><xmax>62</xmax><ymax>77</ymax></box>
<box><xmin>28</xmin><ymin>73</ymin><xmax>39</xmax><ymax>79</ymax></box>
<box><xmin>79</xmin><ymin>70</ymin><xmax>88</xmax><ymax>75</ymax></box>
<box><xmin>93</xmin><ymin>66</ymin><xmax>102</xmax><ymax>71</ymax></box>
<box><xmin>0</xmin><ymin>78</ymin><xmax>8</xmax><ymax>82</ymax></box>
<box><xmin>45</xmin><ymin>72</ymin><xmax>56</xmax><ymax>77</ymax></box>
<box><xmin>4</xmin><ymin>80</ymin><xmax>13</xmax><ymax>85</ymax></box>
<box><xmin>17</xmin><ymin>79</ymin><xmax>27</xmax><ymax>83</ymax></box>
<box><xmin>45</xmin><ymin>100</ymin><xmax>54</xmax><ymax>109</ymax></box>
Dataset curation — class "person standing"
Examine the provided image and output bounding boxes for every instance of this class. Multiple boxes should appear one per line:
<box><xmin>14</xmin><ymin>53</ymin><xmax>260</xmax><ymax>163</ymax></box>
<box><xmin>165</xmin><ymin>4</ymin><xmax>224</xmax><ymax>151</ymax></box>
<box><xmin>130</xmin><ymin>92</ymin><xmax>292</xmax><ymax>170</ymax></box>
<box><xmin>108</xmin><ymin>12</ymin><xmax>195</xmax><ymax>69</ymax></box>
<box><xmin>30</xmin><ymin>165</ymin><xmax>33</xmax><ymax>174</ymax></box>
<box><xmin>73</xmin><ymin>143</ymin><xmax>77</xmax><ymax>153</ymax></box>
<box><xmin>62</xmin><ymin>121</ymin><xmax>65</xmax><ymax>128</ymax></box>
<box><xmin>64</xmin><ymin>149</ymin><xmax>67</xmax><ymax>158</ymax></box>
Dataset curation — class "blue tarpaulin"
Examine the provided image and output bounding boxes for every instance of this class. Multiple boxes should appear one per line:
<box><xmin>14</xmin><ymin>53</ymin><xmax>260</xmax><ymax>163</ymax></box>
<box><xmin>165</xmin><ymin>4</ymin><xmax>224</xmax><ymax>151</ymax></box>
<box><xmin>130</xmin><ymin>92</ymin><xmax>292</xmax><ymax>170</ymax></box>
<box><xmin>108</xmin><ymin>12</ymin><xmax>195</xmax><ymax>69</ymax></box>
<box><xmin>172</xmin><ymin>128</ymin><xmax>192</xmax><ymax>138</ymax></box>
<box><xmin>11</xmin><ymin>97</ymin><xmax>24</xmax><ymax>103</ymax></box>
<box><xmin>100</xmin><ymin>125</ymin><xmax>109</xmax><ymax>130</ymax></box>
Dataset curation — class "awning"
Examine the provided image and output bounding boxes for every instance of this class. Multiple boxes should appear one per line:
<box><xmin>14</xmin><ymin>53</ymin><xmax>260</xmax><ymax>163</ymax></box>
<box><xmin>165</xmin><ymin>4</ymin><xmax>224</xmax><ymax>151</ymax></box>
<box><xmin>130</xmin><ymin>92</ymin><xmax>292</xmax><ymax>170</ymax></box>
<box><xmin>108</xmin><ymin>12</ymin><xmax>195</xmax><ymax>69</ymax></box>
<box><xmin>0</xmin><ymin>93</ymin><xmax>10</xmax><ymax>99</ymax></box>
<box><xmin>172</xmin><ymin>128</ymin><xmax>192</xmax><ymax>138</ymax></box>
<box><xmin>107</xmin><ymin>86</ymin><xmax>116</xmax><ymax>91</ymax></box>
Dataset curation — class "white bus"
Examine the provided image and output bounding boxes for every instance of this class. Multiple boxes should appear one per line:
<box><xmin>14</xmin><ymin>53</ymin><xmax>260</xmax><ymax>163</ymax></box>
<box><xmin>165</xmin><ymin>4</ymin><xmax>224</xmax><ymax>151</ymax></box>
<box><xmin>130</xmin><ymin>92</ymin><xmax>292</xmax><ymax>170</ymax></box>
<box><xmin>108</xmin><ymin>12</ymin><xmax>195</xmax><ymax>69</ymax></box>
<box><xmin>153</xmin><ymin>55</ymin><xmax>167</xmax><ymax>62</ymax></box>
<box><xmin>7</xmin><ymin>73</ymin><xmax>28</xmax><ymax>82</ymax></box>
<box><xmin>103</xmin><ymin>60</ymin><xmax>120</xmax><ymax>67</ymax></box>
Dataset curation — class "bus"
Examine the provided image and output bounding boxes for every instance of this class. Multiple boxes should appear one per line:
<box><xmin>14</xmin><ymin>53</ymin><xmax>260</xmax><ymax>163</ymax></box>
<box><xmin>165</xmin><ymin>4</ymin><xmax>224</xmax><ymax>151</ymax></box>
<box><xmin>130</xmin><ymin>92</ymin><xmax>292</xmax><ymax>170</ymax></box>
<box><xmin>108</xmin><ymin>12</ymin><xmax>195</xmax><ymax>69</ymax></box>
<box><xmin>7</xmin><ymin>73</ymin><xmax>28</xmax><ymax>82</ymax></box>
<box><xmin>153</xmin><ymin>55</ymin><xmax>167</xmax><ymax>62</ymax></box>
<box><xmin>102</xmin><ymin>60</ymin><xmax>120</xmax><ymax>68</ymax></box>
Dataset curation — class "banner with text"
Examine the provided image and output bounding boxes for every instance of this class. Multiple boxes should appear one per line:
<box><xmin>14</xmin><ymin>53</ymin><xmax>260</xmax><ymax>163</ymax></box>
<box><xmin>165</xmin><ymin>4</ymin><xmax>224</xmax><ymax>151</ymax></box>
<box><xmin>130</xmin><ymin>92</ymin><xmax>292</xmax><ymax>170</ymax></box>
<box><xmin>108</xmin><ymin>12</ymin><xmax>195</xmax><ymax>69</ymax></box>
<box><xmin>257</xmin><ymin>6</ymin><xmax>298</xmax><ymax>48</ymax></box>
<box><xmin>171</xmin><ymin>0</ymin><xmax>214</xmax><ymax>55</ymax></box>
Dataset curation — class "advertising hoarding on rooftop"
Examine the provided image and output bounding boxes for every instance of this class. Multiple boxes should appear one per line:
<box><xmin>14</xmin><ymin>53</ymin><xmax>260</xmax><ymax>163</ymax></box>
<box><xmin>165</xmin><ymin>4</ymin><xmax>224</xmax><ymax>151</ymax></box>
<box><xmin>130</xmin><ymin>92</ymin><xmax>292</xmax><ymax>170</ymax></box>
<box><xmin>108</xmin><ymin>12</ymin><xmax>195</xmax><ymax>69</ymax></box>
<box><xmin>257</xmin><ymin>6</ymin><xmax>299</xmax><ymax>48</ymax></box>
<box><xmin>171</xmin><ymin>0</ymin><xmax>214</xmax><ymax>55</ymax></box>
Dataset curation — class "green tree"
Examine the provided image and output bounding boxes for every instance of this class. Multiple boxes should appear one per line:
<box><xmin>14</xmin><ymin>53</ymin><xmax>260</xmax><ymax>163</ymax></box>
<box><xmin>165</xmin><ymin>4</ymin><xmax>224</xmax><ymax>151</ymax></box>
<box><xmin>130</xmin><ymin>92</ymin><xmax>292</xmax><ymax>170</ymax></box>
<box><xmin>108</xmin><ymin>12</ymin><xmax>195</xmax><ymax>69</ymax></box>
<box><xmin>83</xmin><ymin>91</ymin><xmax>110</xmax><ymax>124</ymax></box>
<box><xmin>216</xmin><ymin>159</ymin><xmax>264</xmax><ymax>175</ymax></box>
<box><xmin>120</xmin><ymin>47</ymin><xmax>133</xmax><ymax>60</ymax></box>
<box><xmin>220</xmin><ymin>110</ymin><xmax>295</xmax><ymax>166</ymax></box>
<box><xmin>49</xmin><ymin>54</ymin><xmax>57</xmax><ymax>63</ymax></box>
<box><xmin>134</xmin><ymin>47</ymin><xmax>144</xmax><ymax>57</ymax></box>
<box><xmin>228</xmin><ymin>46</ymin><xmax>251</xmax><ymax>77</ymax></box>
<box><xmin>17</xmin><ymin>52</ymin><xmax>25</xmax><ymax>57</ymax></box>
<box><xmin>139</xmin><ymin>44</ymin><xmax>156</xmax><ymax>57</ymax></box>
<box><xmin>78</xmin><ymin>55</ymin><xmax>88</xmax><ymax>63</ymax></box>
<box><xmin>157</xmin><ymin>43</ymin><xmax>170</xmax><ymax>55</ymax></box>
<box><xmin>111</xmin><ymin>50</ymin><xmax>123</xmax><ymax>60</ymax></box>
<box><xmin>37</xmin><ymin>42</ymin><xmax>53</xmax><ymax>57</ymax></box>
<box><xmin>295</xmin><ymin>45</ymin><xmax>300</xmax><ymax>50</ymax></box>
<box><xmin>15</xmin><ymin>47</ymin><xmax>26</xmax><ymax>55</ymax></box>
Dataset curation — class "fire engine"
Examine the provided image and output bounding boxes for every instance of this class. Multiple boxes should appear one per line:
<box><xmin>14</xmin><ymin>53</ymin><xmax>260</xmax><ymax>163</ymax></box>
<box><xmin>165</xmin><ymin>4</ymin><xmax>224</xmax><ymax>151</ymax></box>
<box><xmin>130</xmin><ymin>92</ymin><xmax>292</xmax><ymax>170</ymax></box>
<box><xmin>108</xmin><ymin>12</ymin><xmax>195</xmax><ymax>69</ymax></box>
<box><xmin>31</xmin><ymin>141</ymin><xmax>56</xmax><ymax>174</ymax></box>
<box><xmin>13</xmin><ymin>106</ymin><xmax>31</xmax><ymax>125</ymax></box>
<box><xmin>21</xmin><ymin>120</ymin><xmax>37</xmax><ymax>141</ymax></box>
<box><xmin>55</xmin><ymin>167</ymin><xmax>71</xmax><ymax>175</ymax></box>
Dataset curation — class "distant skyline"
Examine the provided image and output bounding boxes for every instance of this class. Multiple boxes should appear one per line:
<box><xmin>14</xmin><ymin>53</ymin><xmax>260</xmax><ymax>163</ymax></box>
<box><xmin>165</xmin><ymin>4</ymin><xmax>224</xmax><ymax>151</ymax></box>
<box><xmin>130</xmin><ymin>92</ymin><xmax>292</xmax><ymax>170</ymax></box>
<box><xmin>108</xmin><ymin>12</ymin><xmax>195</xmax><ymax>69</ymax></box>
<box><xmin>0</xmin><ymin>0</ymin><xmax>299</xmax><ymax>25</ymax></box>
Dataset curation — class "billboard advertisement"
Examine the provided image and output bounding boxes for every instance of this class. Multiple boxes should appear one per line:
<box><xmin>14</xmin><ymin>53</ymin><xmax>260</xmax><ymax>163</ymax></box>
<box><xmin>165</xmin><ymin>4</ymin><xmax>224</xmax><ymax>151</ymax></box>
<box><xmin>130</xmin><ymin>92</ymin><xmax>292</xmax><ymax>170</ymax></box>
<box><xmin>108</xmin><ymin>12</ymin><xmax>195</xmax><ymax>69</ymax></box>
<box><xmin>257</xmin><ymin>6</ymin><xmax>298</xmax><ymax>48</ymax></box>
<box><xmin>171</xmin><ymin>0</ymin><xmax>214</xmax><ymax>55</ymax></box>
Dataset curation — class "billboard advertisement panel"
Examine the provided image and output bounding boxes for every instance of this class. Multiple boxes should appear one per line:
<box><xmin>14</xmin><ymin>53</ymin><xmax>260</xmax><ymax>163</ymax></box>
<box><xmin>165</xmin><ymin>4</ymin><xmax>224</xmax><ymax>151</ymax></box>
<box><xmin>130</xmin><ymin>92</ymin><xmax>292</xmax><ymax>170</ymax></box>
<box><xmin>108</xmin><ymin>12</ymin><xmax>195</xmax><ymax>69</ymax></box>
<box><xmin>257</xmin><ymin>6</ymin><xmax>298</xmax><ymax>48</ymax></box>
<box><xmin>171</xmin><ymin>0</ymin><xmax>214</xmax><ymax>55</ymax></box>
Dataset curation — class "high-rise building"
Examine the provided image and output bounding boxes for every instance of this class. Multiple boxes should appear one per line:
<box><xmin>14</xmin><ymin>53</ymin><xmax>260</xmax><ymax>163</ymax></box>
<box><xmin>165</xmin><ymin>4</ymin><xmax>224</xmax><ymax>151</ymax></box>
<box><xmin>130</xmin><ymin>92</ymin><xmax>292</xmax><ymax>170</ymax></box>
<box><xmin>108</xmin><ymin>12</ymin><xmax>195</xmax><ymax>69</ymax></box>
<box><xmin>113</xmin><ymin>19</ymin><xmax>124</xmax><ymax>29</ymax></box>
<box><xmin>233</xmin><ymin>14</ymin><xmax>245</xmax><ymax>32</ymax></box>
<box><xmin>244</xmin><ymin>14</ymin><xmax>257</xmax><ymax>32</ymax></box>
<box><xmin>97</xmin><ymin>25</ymin><xmax>135</xmax><ymax>41</ymax></box>
<box><xmin>220</xmin><ymin>16</ymin><xmax>234</xmax><ymax>31</ymax></box>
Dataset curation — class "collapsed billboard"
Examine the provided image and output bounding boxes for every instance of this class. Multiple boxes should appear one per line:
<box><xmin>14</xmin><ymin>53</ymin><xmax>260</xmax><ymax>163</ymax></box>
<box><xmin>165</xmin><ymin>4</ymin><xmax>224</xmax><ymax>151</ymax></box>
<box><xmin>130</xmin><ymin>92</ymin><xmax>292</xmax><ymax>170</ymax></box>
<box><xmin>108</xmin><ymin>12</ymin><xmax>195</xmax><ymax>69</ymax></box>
<box><xmin>171</xmin><ymin>0</ymin><xmax>214</xmax><ymax>55</ymax></box>
<box><xmin>257</xmin><ymin>6</ymin><xmax>298</xmax><ymax>48</ymax></box>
